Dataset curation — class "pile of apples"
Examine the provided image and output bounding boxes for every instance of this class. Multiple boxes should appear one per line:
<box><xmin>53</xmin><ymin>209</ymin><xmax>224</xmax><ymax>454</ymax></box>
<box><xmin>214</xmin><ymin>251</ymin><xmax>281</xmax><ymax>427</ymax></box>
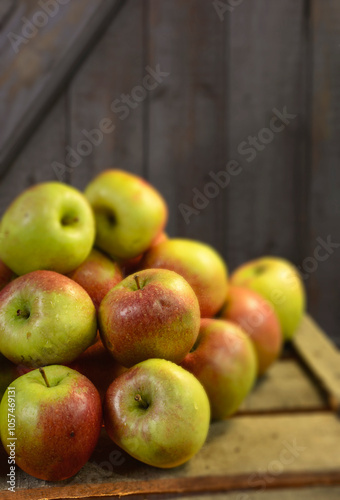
<box><xmin>0</xmin><ymin>169</ymin><xmax>306</xmax><ymax>481</ymax></box>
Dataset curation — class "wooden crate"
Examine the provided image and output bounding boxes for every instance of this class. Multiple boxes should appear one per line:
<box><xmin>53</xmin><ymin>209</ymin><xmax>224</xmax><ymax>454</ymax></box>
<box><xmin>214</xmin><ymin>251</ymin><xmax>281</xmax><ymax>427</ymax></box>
<box><xmin>1</xmin><ymin>315</ymin><xmax>340</xmax><ymax>500</ymax></box>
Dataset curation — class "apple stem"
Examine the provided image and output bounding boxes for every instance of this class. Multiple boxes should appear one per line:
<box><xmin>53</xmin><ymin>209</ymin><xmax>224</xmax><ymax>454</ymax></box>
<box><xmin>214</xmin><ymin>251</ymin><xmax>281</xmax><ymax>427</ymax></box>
<box><xmin>134</xmin><ymin>275</ymin><xmax>141</xmax><ymax>290</ymax></box>
<box><xmin>62</xmin><ymin>215</ymin><xmax>79</xmax><ymax>226</ymax></box>
<box><xmin>39</xmin><ymin>368</ymin><xmax>50</xmax><ymax>388</ymax></box>
<box><xmin>135</xmin><ymin>394</ymin><xmax>148</xmax><ymax>409</ymax></box>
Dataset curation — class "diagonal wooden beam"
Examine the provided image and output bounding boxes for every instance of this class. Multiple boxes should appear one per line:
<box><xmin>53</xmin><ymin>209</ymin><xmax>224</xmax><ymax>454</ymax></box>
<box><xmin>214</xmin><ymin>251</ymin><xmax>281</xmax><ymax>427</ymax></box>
<box><xmin>0</xmin><ymin>0</ymin><xmax>126</xmax><ymax>178</ymax></box>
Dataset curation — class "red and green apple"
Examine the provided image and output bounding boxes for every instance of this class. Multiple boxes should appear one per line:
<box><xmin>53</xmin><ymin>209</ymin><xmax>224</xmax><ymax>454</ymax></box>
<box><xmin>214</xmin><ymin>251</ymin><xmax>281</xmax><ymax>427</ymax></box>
<box><xmin>98</xmin><ymin>268</ymin><xmax>200</xmax><ymax>367</ymax></box>
<box><xmin>220</xmin><ymin>286</ymin><xmax>282</xmax><ymax>375</ymax></box>
<box><xmin>0</xmin><ymin>271</ymin><xmax>97</xmax><ymax>368</ymax></box>
<box><xmin>181</xmin><ymin>319</ymin><xmax>257</xmax><ymax>419</ymax></box>
<box><xmin>0</xmin><ymin>365</ymin><xmax>102</xmax><ymax>481</ymax></box>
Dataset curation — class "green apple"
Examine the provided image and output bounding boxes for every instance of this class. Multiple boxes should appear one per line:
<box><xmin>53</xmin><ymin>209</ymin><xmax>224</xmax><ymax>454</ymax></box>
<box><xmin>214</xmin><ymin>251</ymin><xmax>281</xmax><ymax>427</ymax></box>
<box><xmin>231</xmin><ymin>257</ymin><xmax>306</xmax><ymax>340</ymax></box>
<box><xmin>0</xmin><ymin>182</ymin><xmax>95</xmax><ymax>275</ymax></box>
<box><xmin>0</xmin><ymin>365</ymin><xmax>102</xmax><ymax>481</ymax></box>
<box><xmin>104</xmin><ymin>358</ymin><xmax>210</xmax><ymax>468</ymax></box>
<box><xmin>181</xmin><ymin>319</ymin><xmax>257</xmax><ymax>419</ymax></box>
<box><xmin>84</xmin><ymin>169</ymin><xmax>168</xmax><ymax>260</ymax></box>
<box><xmin>141</xmin><ymin>238</ymin><xmax>229</xmax><ymax>317</ymax></box>
<box><xmin>98</xmin><ymin>268</ymin><xmax>200</xmax><ymax>367</ymax></box>
<box><xmin>0</xmin><ymin>271</ymin><xmax>97</xmax><ymax>368</ymax></box>
<box><xmin>68</xmin><ymin>248</ymin><xmax>123</xmax><ymax>310</ymax></box>
<box><xmin>220</xmin><ymin>286</ymin><xmax>282</xmax><ymax>375</ymax></box>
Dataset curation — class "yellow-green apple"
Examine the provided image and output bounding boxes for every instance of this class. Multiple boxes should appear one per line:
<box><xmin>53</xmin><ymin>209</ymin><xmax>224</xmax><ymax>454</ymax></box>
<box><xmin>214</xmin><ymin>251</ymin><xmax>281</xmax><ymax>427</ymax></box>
<box><xmin>220</xmin><ymin>286</ymin><xmax>282</xmax><ymax>375</ymax></box>
<box><xmin>231</xmin><ymin>257</ymin><xmax>306</xmax><ymax>340</ymax></box>
<box><xmin>69</xmin><ymin>338</ymin><xmax>126</xmax><ymax>401</ymax></box>
<box><xmin>0</xmin><ymin>365</ymin><xmax>102</xmax><ymax>481</ymax></box>
<box><xmin>0</xmin><ymin>182</ymin><xmax>95</xmax><ymax>276</ymax></box>
<box><xmin>0</xmin><ymin>260</ymin><xmax>15</xmax><ymax>292</ymax></box>
<box><xmin>85</xmin><ymin>169</ymin><xmax>168</xmax><ymax>260</ymax></box>
<box><xmin>181</xmin><ymin>319</ymin><xmax>257</xmax><ymax>419</ymax></box>
<box><xmin>104</xmin><ymin>358</ymin><xmax>210</xmax><ymax>468</ymax></box>
<box><xmin>98</xmin><ymin>269</ymin><xmax>200</xmax><ymax>367</ymax></box>
<box><xmin>0</xmin><ymin>271</ymin><xmax>97</xmax><ymax>368</ymax></box>
<box><xmin>140</xmin><ymin>238</ymin><xmax>228</xmax><ymax>317</ymax></box>
<box><xmin>120</xmin><ymin>231</ymin><xmax>168</xmax><ymax>277</ymax></box>
<box><xmin>68</xmin><ymin>249</ymin><xmax>123</xmax><ymax>310</ymax></box>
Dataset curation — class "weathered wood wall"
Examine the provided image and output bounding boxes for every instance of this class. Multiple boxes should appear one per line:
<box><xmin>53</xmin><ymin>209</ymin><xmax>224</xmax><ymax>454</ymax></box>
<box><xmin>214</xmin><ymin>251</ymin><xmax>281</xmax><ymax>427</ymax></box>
<box><xmin>0</xmin><ymin>0</ymin><xmax>339</xmax><ymax>343</ymax></box>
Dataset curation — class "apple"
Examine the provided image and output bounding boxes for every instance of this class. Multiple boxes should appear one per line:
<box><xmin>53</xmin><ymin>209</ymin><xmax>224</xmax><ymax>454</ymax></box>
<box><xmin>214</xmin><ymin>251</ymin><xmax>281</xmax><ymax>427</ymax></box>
<box><xmin>120</xmin><ymin>231</ymin><xmax>168</xmax><ymax>277</ymax></box>
<box><xmin>181</xmin><ymin>319</ymin><xmax>257</xmax><ymax>419</ymax></box>
<box><xmin>0</xmin><ymin>365</ymin><xmax>102</xmax><ymax>481</ymax></box>
<box><xmin>231</xmin><ymin>257</ymin><xmax>306</xmax><ymax>340</ymax></box>
<box><xmin>85</xmin><ymin>169</ymin><xmax>168</xmax><ymax>260</ymax></box>
<box><xmin>69</xmin><ymin>337</ymin><xmax>127</xmax><ymax>401</ymax></box>
<box><xmin>0</xmin><ymin>182</ymin><xmax>95</xmax><ymax>276</ymax></box>
<box><xmin>98</xmin><ymin>268</ymin><xmax>200</xmax><ymax>367</ymax></box>
<box><xmin>68</xmin><ymin>249</ymin><xmax>123</xmax><ymax>310</ymax></box>
<box><xmin>0</xmin><ymin>270</ymin><xmax>97</xmax><ymax>368</ymax></box>
<box><xmin>0</xmin><ymin>260</ymin><xmax>15</xmax><ymax>292</ymax></box>
<box><xmin>220</xmin><ymin>286</ymin><xmax>282</xmax><ymax>375</ymax></box>
<box><xmin>140</xmin><ymin>238</ymin><xmax>228</xmax><ymax>317</ymax></box>
<box><xmin>104</xmin><ymin>358</ymin><xmax>210</xmax><ymax>468</ymax></box>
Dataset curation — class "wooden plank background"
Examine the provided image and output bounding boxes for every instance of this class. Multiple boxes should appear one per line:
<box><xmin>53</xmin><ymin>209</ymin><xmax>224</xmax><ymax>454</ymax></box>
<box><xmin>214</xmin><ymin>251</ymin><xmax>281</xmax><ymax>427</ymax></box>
<box><xmin>0</xmin><ymin>0</ymin><xmax>339</xmax><ymax>344</ymax></box>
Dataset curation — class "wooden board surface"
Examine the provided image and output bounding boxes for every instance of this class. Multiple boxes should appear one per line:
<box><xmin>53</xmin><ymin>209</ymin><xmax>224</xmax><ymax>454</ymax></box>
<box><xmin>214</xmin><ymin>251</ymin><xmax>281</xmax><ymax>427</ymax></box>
<box><xmin>1</xmin><ymin>412</ymin><xmax>340</xmax><ymax>499</ymax></box>
<box><xmin>153</xmin><ymin>486</ymin><xmax>340</xmax><ymax>500</ymax></box>
<box><xmin>293</xmin><ymin>315</ymin><xmax>340</xmax><ymax>411</ymax></box>
<box><xmin>146</xmin><ymin>0</ymin><xmax>228</xmax><ymax>253</ymax></box>
<box><xmin>307</xmin><ymin>0</ymin><xmax>340</xmax><ymax>345</ymax></box>
<box><xmin>226</xmin><ymin>0</ymin><xmax>307</xmax><ymax>269</ymax></box>
<box><xmin>239</xmin><ymin>358</ymin><xmax>327</xmax><ymax>414</ymax></box>
<box><xmin>67</xmin><ymin>0</ymin><xmax>145</xmax><ymax>189</ymax></box>
<box><xmin>0</xmin><ymin>0</ymin><xmax>124</xmax><ymax>175</ymax></box>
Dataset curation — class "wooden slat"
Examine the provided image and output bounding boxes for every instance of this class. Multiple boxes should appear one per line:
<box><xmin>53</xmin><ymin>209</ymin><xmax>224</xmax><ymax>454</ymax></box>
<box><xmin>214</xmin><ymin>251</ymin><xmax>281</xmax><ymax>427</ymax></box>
<box><xmin>146</xmin><ymin>0</ymin><xmax>228</xmax><ymax>254</ymax></box>
<box><xmin>239</xmin><ymin>358</ymin><xmax>327</xmax><ymax>413</ymax></box>
<box><xmin>307</xmin><ymin>0</ymin><xmax>340</xmax><ymax>346</ymax></box>
<box><xmin>0</xmin><ymin>0</ymin><xmax>125</xmax><ymax>177</ymax></box>
<box><xmin>226</xmin><ymin>0</ymin><xmax>307</xmax><ymax>269</ymax></box>
<box><xmin>293</xmin><ymin>315</ymin><xmax>340</xmax><ymax>411</ymax></box>
<box><xmin>2</xmin><ymin>412</ymin><xmax>340</xmax><ymax>499</ymax></box>
<box><xmin>67</xmin><ymin>0</ymin><xmax>145</xmax><ymax>189</ymax></box>
<box><xmin>166</xmin><ymin>486</ymin><xmax>340</xmax><ymax>500</ymax></box>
